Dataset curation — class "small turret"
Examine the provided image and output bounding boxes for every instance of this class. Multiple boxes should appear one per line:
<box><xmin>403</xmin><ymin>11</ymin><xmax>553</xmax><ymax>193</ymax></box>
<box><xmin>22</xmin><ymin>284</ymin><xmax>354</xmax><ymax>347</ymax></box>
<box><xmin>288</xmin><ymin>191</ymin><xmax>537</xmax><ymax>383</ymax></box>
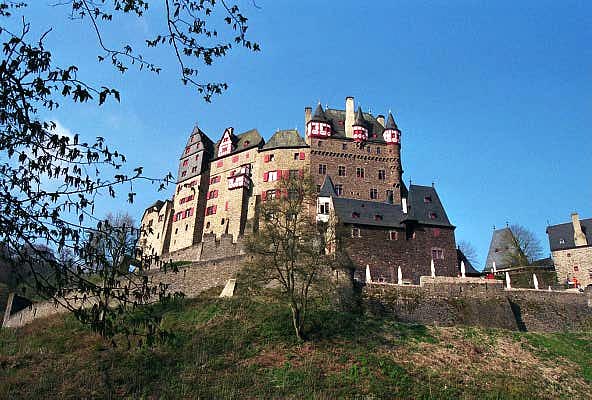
<box><xmin>305</xmin><ymin>103</ymin><xmax>332</xmax><ymax>139</ymax></box>
<box><xmin>382</xmin><ymin>112</ymin><xmax>401</xmax><ymax>145</ymax></box>
<box><xmin>352</xmin><ymin>106</ymin><xmax>368</xmax><ymax>142</ymax></box>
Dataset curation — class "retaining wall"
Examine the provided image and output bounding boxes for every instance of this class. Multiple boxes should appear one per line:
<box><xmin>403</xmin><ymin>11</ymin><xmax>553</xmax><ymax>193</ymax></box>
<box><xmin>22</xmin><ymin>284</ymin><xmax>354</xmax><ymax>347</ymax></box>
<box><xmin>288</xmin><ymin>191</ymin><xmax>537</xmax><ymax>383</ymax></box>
<box><xmin>365</xmin><ymin>277</ymin><xmax>592</xmax><ymax>332</ymax></box>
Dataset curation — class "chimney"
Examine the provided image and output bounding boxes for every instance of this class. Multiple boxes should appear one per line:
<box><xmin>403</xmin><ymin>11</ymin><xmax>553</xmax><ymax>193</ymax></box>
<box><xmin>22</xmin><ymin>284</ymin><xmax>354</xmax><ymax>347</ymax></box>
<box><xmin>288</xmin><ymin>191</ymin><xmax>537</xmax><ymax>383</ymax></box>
<box><xmin>376</xmin><ymin>115</ymin><xmax>385</xmax><ymax>127</ymax></box>
<box><xmin>304</xmin><ymin>107</ymin><xmax>312</xmax><ymax>125</ymax></box>
<box><xmin>345</xmin><ymin>96</ymin><xmax>355</xmax><ymax>138</ymax></box>
<box><xmin>571</xmin><ymin>212</ymin><xmax>588</xmax><ymax>246</ymax></box>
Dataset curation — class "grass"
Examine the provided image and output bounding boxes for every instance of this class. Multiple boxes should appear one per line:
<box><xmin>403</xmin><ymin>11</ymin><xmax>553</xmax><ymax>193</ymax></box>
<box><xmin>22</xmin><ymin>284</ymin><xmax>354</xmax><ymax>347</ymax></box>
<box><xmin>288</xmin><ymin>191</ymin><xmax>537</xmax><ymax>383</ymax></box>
<box><xmin>1</xmin><ymin>289</ymin><xmax>591</xmax><ymax>399</ymax></box>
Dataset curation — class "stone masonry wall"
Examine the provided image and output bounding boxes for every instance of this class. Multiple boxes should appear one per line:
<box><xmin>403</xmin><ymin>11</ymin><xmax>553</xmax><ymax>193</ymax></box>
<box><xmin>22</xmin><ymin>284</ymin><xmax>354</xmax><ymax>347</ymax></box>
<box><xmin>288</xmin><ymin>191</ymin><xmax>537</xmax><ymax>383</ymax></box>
<box><xmin>365</xmin><ymin>277</ymin><xmax>592</xmax><ymax>332</ymax></box>
<box><xmin>552</xmin><ymin>246</ymin><xmax>592</xmax><ymax>288</ymax></box>
<box><xmin>309</xmin><ymin>137</ymin><xmax>402</xmax><ymax>204</ymax></box>
<box><xmin>347</xmin><ymin>224</ymin><xmax>457</xmax><ymax>284</ymax></box>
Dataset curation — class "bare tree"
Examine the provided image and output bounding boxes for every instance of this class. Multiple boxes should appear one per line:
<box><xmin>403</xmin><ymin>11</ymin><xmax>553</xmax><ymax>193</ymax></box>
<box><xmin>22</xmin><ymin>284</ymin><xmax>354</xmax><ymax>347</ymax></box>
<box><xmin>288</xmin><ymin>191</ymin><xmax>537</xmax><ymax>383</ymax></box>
<box><xmin>457</xmin><ymin>240</ymin><xmax>479</xmax><ymax>269</ymax></box>
<box><xmin>0</xmin><ymin>1</ymin><xmax>258</xmax><ymax>340</ymax></box>
<box><xmin>242</xmin><ymin>175</ymin><xmax>342</xmax><ymax>341</ymax></box>
<box><xmin>505</xmin><ymin>224</ymin><xmax>543</xmax><ymax>267</ymax></box>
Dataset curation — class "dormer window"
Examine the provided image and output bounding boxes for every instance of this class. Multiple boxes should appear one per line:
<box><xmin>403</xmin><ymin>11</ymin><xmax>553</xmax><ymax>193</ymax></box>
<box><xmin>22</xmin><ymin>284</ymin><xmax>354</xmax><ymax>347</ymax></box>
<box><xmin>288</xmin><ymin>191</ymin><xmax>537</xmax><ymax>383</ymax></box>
<box><xmin>351</xmin><ymin>212</ymin><xmax>360</xmax><ymax>218</ymax></box>
<box><xmin>352</xmin><ymin>227</ymin><xmax>361</xmax><ymax>238</ymax></box>
<box><xmin>243</xmin><ymin>140</ymin><xmax>250</xmax><ymax>147</ymax></box>
<box><xmin>424</xmin><ymin>196</ymin><xmax>432</xmax><ymax>203</ymax></box>
<box><xmin>559</xmin><ymin>238</ymin><xmax>565</xmax><ymax>244</ymax></box>
<box><xmin>429</xmin><ymin>212</ymin><xmax>437</xmax><ymax>220</ymax></box>
<box><xmin>374</xmin><ymin>214</ymin><xmax>383</xmax><ymax>221</ymax></box>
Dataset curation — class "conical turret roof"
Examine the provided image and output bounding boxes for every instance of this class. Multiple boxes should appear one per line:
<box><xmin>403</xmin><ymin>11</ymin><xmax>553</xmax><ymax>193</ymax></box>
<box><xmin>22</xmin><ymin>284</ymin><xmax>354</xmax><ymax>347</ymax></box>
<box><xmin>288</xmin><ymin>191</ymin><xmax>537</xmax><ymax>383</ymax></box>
<box><xmin>385</xmin><ymin>112</ymin><xmax>399</xmax><ymax>131</ymax></box>
<box><xmin>310</xmin><ymin>103</ymin><xmax>329</xmax><ymax>123</ymax></box>
<box><xmin>319</xmin><ymin>175</ymin><xmax>337</xmax><ymax>197</ymax></box>
<box><xmin>353</xmin><ymin>106</ymin><xmax>367</xmax><ymax>127</ymax></box>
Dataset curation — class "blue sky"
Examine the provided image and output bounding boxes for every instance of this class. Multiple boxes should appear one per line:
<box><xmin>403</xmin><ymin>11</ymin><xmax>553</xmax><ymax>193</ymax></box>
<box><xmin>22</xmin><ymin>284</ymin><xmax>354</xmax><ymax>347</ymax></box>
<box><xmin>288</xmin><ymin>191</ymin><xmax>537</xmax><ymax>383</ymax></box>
<box><xmin>12</xmin><ymin>1</ymin><xmax>592</xmax><ymax>268</ymax></box>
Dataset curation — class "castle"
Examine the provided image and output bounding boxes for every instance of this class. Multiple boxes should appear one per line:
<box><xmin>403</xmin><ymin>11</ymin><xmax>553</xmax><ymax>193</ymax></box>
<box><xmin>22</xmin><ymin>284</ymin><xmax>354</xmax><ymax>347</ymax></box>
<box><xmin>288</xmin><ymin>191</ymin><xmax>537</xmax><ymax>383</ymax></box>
<box><xmin>139</xmin><ymin>97</ymin><xmax>458</xmax><ymax>284</ymax></box>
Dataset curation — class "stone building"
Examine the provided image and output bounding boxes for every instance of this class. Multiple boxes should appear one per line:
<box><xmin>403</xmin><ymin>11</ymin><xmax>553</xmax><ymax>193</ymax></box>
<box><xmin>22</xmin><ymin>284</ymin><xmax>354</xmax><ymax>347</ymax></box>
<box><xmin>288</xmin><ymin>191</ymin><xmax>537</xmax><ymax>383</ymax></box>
<box><xmin>139</xmin><ymin>96</ymin><xmax>458</xmax><ymax>283</ymax></box>
<box><xmin>546</xmin><ymin>213</ymin><xmax>592</xmax><ymax>287</ymax></box>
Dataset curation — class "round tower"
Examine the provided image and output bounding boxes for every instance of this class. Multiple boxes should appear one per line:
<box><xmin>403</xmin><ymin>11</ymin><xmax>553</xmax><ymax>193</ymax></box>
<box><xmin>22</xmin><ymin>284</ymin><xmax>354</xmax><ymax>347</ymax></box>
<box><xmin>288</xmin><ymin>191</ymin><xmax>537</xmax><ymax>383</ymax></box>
<box><xmin>382</xmin><ymin>112</ymin><xmax>401</xmax><ymax>145</ymax></box>
<box><xmin>305</xmin><ymin>103</ymin><xmax>332</xmax><ymax>139</ymax></box>
<box><xmin>352</xmin><ymin>106</ymin><xmax>368</xmax><ymax>142</ymax></box>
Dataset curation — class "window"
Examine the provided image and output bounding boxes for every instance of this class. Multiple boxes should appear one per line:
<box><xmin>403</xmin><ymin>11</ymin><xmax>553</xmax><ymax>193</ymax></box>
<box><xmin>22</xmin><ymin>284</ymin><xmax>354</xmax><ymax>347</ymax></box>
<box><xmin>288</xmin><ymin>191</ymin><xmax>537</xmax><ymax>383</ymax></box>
<box><xmin>294</xmin><ymin>153</ymin><xmax>299</xmax><ymax>160</ymax></box>
<box><xmin>386</xmin><ymin>190</ymin><xmax>394</xmax><ymax>202</ymax></box>
<box><xmin>289</xmin><ymin>169</ymin><xmax>299</xmax><ymax>179</ymax></box>
<box><xmin>269</xmin><ymin>154</ymin><xmax>275</xmax><ymax>162</ymax></box>
<box><xmin>181</xmin><ymin>171</ymin><xmax>187</xmax><ymax>177</ymax></box>
<box><xmin>243</xmin><ymin>140</ymin><xmax>250</xmax><ymax>147</ymax></box>
<box><xmin>342</xmin><ymin>143</ymin><xmax>347</xmax><ymax>150</ymax></box>
<box><xmin>266</xmin><ymin>189</ymin><xmax>277</xmax><ymax>200</ymax></box>
<box><xmin>370</xmin><ymin>188</ymin><xmax>378</xmax><ymax>199</ymax></box>
<box><xmin>316</xmin><ymin>185</ymin><xmax>321</xmax><ymax>193</ymax></box>
<box><xmin>207</xmin><ymin>190</ymin><xmax>218</xmax><ymax>200</ymax></box>
<box><xmin>352</xmin><ymin>227</ymin><xmax>361</xmax><ymax>238</ymax></box>
<box><xmin>433</xmin><ymin>228</ymin><xmax>441</xmax><ymax>237</ymax></box>
<box><xmin>191</xmin><ymin>166</ymin><xmax>197</xmax><ymax>173</ymax></box>
<box><xmin>216</xmin><ymin>160</ymin><xmax>223</xmax><ymax>168</ymax></box>
<box><xmin>378</xmin><ymin>170</ymin><xmax>386</xmax><ymax>180</ymax></box>
<box><xmin>158</xmin><ymin>215</ymin><xmax>164</xmax><ymax>222</ymax></box>
<box><xmin>210</xmin><ymin>175</ymin><xmax>220</xmax><ymax>184</ymax></box>
<box><xmin>374</xmin><ymin>214</ymin><xmax>383</xmax><ymax>221</ymax></box>
<box><xmin>206</xmin><ymin>221</ymin><xmax>210</xmax><ymax>229</ymax></box>
<box><xmin>424</xmin><ymin>196</ymin><xmax>432</xmax><ymax>203</ymax></box>
<box><xmin>335</xmin><ymin>184</ymin><xmax>343</xmax><ymax>196</ymax></box>
<box><xmin>319</xmin><ymin>202</ymin><xmax>329</xmax><ymax>215</ymax></box>
<box><xmin>338</xmin><ymin>165</ymin><xmax>346</xmax><ymax>176</ymax></box>
<box><xmin>318</xmin><ymin>164</ymin><xmax>327</xmax><ymax>175</ymax></box>
<box><xmin>589</xmin><ymin>268</ymin><xmax>592</xmax><ymax>279</ymax></box>
<box><xmin>206</xmin><ymin>205</ymin><xmax>217</xmax><ymax>215</ymax></box>
<box><xmin>232</xmin><ymin>155</ymin><xmax>239</xmax><ymax>163</ymax></box>
<box><xmin>432</xmin><ymin>248</ymin><xmax>444</xmax><ymax>260</ymax></box>
<box><xmin>366</xmin><ymin>146</ymin><xmax>371</xmax><ymax>153</ymax></box>
<box><xmin>174</xmin><ymin>211</ymin><xmax>183</xmax><ymax>221</ymax></box>
<box><xmin>429</xmin><ymin>212</ymin><xmax>437</xmax><ymax>219</ymax></box>
<box><xmin>221</xmin><ymin>218</ymin><xmax>225</xmax><ymax>225</ymax></box>
<box><xmin>184</xmin><ymin>208</ymin><xmax>193</xmax><ymax>218</ymax></box>
<box><xmin>389</xmin><ymin>231</ymin><xmax>398</xmax><ymax>241</ymax></box>
<box><xmin>185</xmin><ymin>224</ymin><xmax>188</xmax><ymax>231</ymax></box>
<box><xmin>376</xmin><ymin>147</ymin><xmax>381</xmax><ymax>155</ymax></box>
<box><xmin>351</xmin><ymin>212</ymin><xmax>360</xmax><ymax>218</ymax></box>
<box><xmin>267</xmin><ymin>170</ymin><xmax>278</xmax><ymax>182</ymax></box>
<box><xmin>559</xmin><ymin>238</ymin><xmax>565</xmax><ymax>244</ymax></box>
<box><xmin>574</xmin><ymin>266</ymin><xmax>579</xmax><ymax>272</ymax></box>
<box><xmin>157</xmin><ymin>233</ymin><xmax>160</xmax><ymax>239</ymax></box>
<box><xmin>182</xmin><ymin>159</ymin><xmax>189</xmax><ymax>167</ymax></box>
<box><xmin>317</xmin><ymin>140</ymin><xmax>323</xmax><ymax>147</ymax></box>
<box><xmin>185</xmin><ymin>146</ymin><xmax>191</xmax><ymax>154</ymax></box>
<box><xmin>356</xmin><ymin>167</ymin><xmax>364</xmax><ymax>178</ymax></box>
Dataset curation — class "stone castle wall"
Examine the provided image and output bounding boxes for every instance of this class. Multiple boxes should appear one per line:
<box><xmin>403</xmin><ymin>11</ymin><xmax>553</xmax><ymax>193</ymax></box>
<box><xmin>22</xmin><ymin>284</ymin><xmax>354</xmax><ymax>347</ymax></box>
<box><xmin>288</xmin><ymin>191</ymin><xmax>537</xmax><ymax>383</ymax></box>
<box><xmin>552</xmin><ymin>246</ymin><xmax>592</xmax><ymax>288</ymax></box>
<box><xmin>365</xmin><ymin>277</ymin><xmax>592</xmax><ymax>332</ymax></box>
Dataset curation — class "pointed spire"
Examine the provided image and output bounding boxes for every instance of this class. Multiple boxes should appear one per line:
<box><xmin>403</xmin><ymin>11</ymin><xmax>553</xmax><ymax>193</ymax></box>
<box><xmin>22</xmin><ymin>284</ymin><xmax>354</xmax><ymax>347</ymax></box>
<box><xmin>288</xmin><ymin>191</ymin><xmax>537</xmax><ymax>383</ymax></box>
<box><xmin>310</xmin><ymin>103</ymin><xmax>328</xmax><ymax>123</ymax></box>
<box><xmin>385</xmin><ymin>112</ymin><xmax>398</xmax><ymax>130</ymax></box>
<box><xmin>353</xmin><ymin>106</ymin><xmax>366</xmax><ymax>126</ymax></box>
<box><xmin>319</xmin><ymin>175</ymin><xmax>337</xmax><ymax>197</ymax></box>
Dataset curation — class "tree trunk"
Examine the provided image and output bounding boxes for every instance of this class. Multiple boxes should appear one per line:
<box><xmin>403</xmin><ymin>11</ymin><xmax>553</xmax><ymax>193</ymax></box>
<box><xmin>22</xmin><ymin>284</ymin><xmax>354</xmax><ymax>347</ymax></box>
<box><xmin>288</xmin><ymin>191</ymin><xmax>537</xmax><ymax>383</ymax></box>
<box><xmin>290</xmin><ymin>303</ymin><xmax>304</xmax><ymax>341</ymax></box>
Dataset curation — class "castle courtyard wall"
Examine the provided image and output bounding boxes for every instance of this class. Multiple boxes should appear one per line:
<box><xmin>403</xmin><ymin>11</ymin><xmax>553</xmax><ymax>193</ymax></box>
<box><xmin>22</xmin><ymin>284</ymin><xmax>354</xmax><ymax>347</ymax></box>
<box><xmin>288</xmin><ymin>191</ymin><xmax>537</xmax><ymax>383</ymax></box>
<box><xmin>552</xmin><ymin>246</ymin><xmax>592</xmax><ymax>288</ymax></box>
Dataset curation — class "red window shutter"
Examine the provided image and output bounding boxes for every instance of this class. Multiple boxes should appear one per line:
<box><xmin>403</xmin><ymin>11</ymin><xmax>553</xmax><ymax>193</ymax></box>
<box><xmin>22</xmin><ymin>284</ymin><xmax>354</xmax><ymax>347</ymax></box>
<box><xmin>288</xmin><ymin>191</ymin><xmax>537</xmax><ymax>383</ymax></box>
<box><xmin>261</xmin><ymin>191</ymin><xmax>267</xmax><ymax>201</ymax></box>
<box><xmin>276</xmin><ymin>189</ymin><xmax>282</xmax><ymax>198</ymax></box>
<box><xmin>299</xmin><ymin>169</ymin><xmax>304</xmax><ymax>178</ymax></box>
<box><xmin>213</xmin><ymin>205</ymin><xmax>217</xmax><ymax>214</ymax></box>
<box><xmin>283</xmin><ymin>189</ymin><xmax>288</xmax><ymax>199</ymax></box>
<box><xmin>190</xmin><ymin>208</ymin><xmax>194</xmax><ymax>216</ymax></box>
<box><xmin>264</xmin><ymin>154</ymin><xmax>270</xmax><ymax>163</ymax></box>
<box><xmin>299</xmin><ymin>152</ymin><xmax>305</xmax><ymax>160</ymax></box>
<box><xmin>283</xmin><ymin>170</ymin><xmax>290</xmax><ymax>180</ymax></box>
<box><xmin>263</xmin><ymin>172</ymin><xmax>269</xmax><ymax>182</ymax></box>
<box><xmin>232</xmin><ymin>155</ymin><xmax>239</xmax><ymax>163</ymax></box>
<box><xmin>225</xmin><ymin>201</ymin><xmax>229</xmax><ymax>211</ymax></box>
<box><xmin>173</xmin><ymin>214</ymin><xmax>177</xmax><ymax>222</ymax></box>
<box><xmin>214</xmin><ymin>190</ymin><xmax>218</xmax><ymax>198</ymax></box>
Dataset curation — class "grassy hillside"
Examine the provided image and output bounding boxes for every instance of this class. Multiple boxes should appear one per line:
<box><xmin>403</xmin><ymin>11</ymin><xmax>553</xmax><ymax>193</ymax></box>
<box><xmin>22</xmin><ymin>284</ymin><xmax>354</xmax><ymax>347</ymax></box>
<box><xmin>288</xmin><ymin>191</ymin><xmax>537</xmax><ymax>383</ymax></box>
<box><xmin>1</xmin><ymin>288</ymin><xmax>591</xmax><ymax>399</ymax></box>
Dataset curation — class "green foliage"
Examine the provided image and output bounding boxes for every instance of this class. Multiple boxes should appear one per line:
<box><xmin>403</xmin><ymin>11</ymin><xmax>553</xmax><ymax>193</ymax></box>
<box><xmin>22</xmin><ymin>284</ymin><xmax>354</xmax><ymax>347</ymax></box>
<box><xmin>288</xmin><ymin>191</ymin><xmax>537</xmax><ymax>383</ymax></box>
<box><xmin>1</xmin><ymin>294</ymin><xmax>592</xmax><ymax>399</ymax></box>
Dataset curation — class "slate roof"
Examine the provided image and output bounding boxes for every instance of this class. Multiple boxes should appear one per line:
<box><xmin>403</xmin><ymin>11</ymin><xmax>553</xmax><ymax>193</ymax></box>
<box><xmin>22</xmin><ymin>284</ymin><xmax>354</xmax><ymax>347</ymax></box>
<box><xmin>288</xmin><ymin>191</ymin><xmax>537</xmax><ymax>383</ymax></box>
<box><xmin>546</xmin><ymin>217</ymin><xmax>592</xmax><ymax>251</ymax></box>
<box><xmin>483</xmin><ymin>228</ymin><xmax>517</xmax><ymax>271</ymax></box>
<box><xmin>403</xmin><ymin>185</ymin><xmax>454</xmax><ymax>228</ymax></box>
<box><xmin>319</xmin><ymin>175</ymin><xmax>337</xmax><ymax>197</ymax></box>
<box><xmin>385</xmin><ymin>112</ymin><xmax>399</xmax><ymax>130</ymax></box>
<box><xmin>354</xmin><ymin>106</ymin><xmax>367</xmax><ymax>126</ymax></box>
<box><xmin>326</xmin><ymin>179</ymin><xmax>453</xmax><ymax>230</ymax></box>
<box><xmin>212</xmin><ymin>128</ymin><xmax>264</xmax><ymax>159</ymax></box>
<box><xmin>323</xmin><ymin>108</ymin><xmax>386</xmax><ymax>142</ymax></box>
<box><xmin>262</xmin><ymin>129</ymin><xmax>307</xmax><ymax>150</ymax></box>
<box><xmin>310</xmin><ymin>103</ymin><xmax>329</xmax><ymax>123</ymax></box>
<box><xmin>332</xmin><ymin>197</ymin><xmax>406</xmax><ymax>228</ymax></box>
